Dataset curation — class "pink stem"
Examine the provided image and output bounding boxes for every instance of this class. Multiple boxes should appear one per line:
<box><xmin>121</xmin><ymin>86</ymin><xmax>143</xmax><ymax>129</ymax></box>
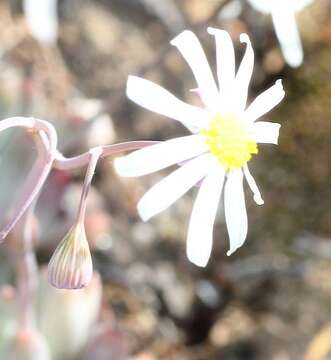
<box><xmin>0</xmin><ymin>117</ymin><xmax>158</xmax><ymax>241</ymax></box>
<box><xmin>75</xmin><ymin>147</ymin><xmax>102</xmax><ymax>225</ymax></box>
<box><xmin>0</xmin><ymin>117</ymin><xmax>57</xmax><ymax>149</ymax></box>
<box><xmin>53</xmin><ymin>141</ymin><xmax>159</xmax><ymax>171</ymax></box>
<box><xmin>0</xmin><ymin>117</ymin><xmax>58</xmax><ymax>242</ymax></box>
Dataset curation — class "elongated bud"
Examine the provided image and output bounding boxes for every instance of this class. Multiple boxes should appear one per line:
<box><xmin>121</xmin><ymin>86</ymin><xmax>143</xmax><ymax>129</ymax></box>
<box><xmin>48</xmin><ymin>223</ymin><xmax>92</xmax><ymax>289</ymax></box>
<box><xmin>48</xmin><ymin>147</ymin><xmax>102</xmax><ymax>289</ymax></box>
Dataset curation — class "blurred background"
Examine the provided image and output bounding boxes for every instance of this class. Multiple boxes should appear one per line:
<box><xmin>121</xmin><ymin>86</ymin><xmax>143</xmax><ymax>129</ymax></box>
<box><xmin>0</xmin><ymin>0</ymin><xmax>331</xmax><ymax>359</ymax></box>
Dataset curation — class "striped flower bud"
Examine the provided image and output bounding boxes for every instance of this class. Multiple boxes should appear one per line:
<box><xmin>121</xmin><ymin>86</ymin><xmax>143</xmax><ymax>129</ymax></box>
<box><xmin>48</xmin><ymin>223</ymin><xmax>92</xmax><ymax>289</ymax></box>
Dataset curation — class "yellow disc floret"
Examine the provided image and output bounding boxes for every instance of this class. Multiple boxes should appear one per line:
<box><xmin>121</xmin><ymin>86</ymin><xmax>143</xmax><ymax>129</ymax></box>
<box><xmin>201</xmin><ymin>113</ymin><xmax>258</xmax><ymax>170</ymax></box>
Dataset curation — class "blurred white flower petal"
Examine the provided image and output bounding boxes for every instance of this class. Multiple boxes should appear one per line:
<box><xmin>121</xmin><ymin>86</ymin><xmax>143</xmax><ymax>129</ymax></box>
<box><xmin>23</xmin><ymin>0</ymin><xmax>58</xmax><ymax>45</ymax></box>
<box><xmin>294</xmin><ymin>0</ymin><xmax>314</xmax><ymax>11</ymax></box>
<box><xmin>246</xmin><ymin>0</ymin><xmax>271</xmax><ymax>13</ymax></box>
<box><xmin>248</xmin><ymin>0</ymin><xmax>313</xmax><ymax>14</ymax></box>
<box><xmin>218</xmin><ymin>0</ymin><xmax>243</xmax><ymax>20</ymax></box>
<box><xmin>271</xmin><ymin>3</ymin><xmax>304</xmax><ymax>68</ymax></box>
<box><xmin>248</xmin><ymin>0</ymin><xmax>313</xmax><ymax>67</ymax></box>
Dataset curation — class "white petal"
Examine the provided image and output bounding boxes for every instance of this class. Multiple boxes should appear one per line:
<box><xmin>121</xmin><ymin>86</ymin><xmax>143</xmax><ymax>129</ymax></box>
<box><xmin>224</xmin><ymin>169</ymin><xmax>248</xmax><ymax>256</ymax></box>
<box><xmin>247</xmin><ymin>0</ymin><xmax>313</xmax><ymax>16</ymax></box>
<box><xmin>271</xmin><ymin>5</ymin><xmax>303</xmax><ymax>67</ymax></box>
<box><xmin>292</xmin><ymin>0</ymin><xmax>313</xmax><ymax>12</ymax></box>
<box><xmin>187</xmin><ymin>165</ymin><xmax>225</xmax><ymax>267</ymax></box>
<box><xmin>219</xmin><ymin>0</ymin><xmax>243</xmax><ymax>21</ymax></box>
<box><xmin>234</xmin><ymin>34</ymin><xmax>255</xmax><ymax>112</ymax></box>
<box><xmin>170</xmin><ymin>30</ymin><xmax>219</xmax><ymax>110</ymax></box>
<box><xmin>247</xmin><ymin>0</ymin><xmax>271</xmax><ymax>13</ymax></box>
<box><xmin>251</xmin><ymin>121</ymin><xmax>281</xmax><ymax>144</ymax></box>
<box><xmin>243</xmin><ymin>165</ymin><xmax>264</xmax><ymax>205</ymax></box>
<box><xmin>244</xmin><ymin>80</ymin><xmax>285</xmax><ymax>122</ymax></box>
<box><xmin>114</xmin><ymin>135</ymin><xmax>207</xmax><ymax>177</ymax></box>
<box><xmin>23</xmin><ymin>0</ymin><xmax>58</xmax><ymax>45</ymax></box>
<box><xmin>207</xmin><ymin>28</ymin><xmax>235</xmax><ymax>108</ymax></box>
<box><xmin>126</xmin><ymin>76</ymin><xmax>208</xmax><ymax>131</ymax></box>
<box><xmin>138</xmin><ymin>154</ymin><xmax>215</xmax><ymax>221</ymax></box>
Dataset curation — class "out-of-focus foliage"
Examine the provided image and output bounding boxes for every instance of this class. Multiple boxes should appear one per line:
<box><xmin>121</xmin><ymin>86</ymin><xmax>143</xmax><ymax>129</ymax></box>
<box><xmin>37</xmin><ymin>272</ymin><xmax>103</xmax><ymax>359</ymax></box>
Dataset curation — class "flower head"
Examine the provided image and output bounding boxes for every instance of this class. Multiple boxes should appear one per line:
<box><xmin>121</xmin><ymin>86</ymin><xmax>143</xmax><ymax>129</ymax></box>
<box><xmin>115</xmin><ymin>28</ymin><xmax>285</xmax><ymax>266</ymax></box>
<box><xmin>247</xmin><ymin>0</ymin><xmax>313</xmax><ymax>67</ymax></box>
<box><xmin>48</xmin><ymin>223</ymin><xmax>93</xmax><ymax>289</ymax></box>
<box><xmin>201</xmin><ymin>113</ymin><xmax>258</xmax><ymax>170</ymax></box>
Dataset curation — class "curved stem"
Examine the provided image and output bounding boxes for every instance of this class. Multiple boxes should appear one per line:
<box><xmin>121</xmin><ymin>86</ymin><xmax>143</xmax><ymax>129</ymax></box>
<box><xmin>53</xmin><ymin>141</ymin><xmax>159</xmax><ymax>171</ymax></box>
<box><xmin>0</xmin><ymin>117</ymin><xmax>36</xmax><ymax>132</ymax></box>
<box><xmin>0</xmin><ymin>117</ymin><xmax>58</xmax><ymax>154</ymax></box>
<box><xmin>0</xmin><ymin>117</ymin><xmax>58</xmax><ymax>242</ymax></box>
<box><xmin>0</xmin><ymin>117</ymin><xmax>157</xmax><ymax>241</ymax></box>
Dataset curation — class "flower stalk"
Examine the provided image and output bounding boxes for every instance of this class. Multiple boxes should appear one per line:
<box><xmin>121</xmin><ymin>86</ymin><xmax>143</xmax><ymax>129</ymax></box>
<box><xmin>48</xmin><ymin>147</ymin><xmax>102</xmax><ymax>289</ymax></box>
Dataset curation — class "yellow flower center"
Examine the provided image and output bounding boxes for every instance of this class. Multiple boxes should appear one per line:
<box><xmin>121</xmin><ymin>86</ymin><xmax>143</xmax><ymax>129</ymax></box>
<box><xmin>201</xmin><ymin>113</ymin><xmax>258</xmax><ymax>170</ymax></box>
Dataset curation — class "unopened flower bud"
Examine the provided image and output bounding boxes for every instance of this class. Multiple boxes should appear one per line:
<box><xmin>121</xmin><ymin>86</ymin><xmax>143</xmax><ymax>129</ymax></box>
<box><xmin>48</xmin><ymin>224</ymin><xmax>92</xmax><ymax>289</ymax></box>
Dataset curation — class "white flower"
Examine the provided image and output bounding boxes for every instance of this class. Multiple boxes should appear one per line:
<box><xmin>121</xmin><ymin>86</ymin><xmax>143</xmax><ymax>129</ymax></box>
<box><xmin>115</xmin><ymin>28</ymin><xmax>285</xmax><ymax>267</ymax></box>
<box><xmin>247</xmin><ymin>0</ymin><xmax>313</xmax><ymax>67</ymax></box>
